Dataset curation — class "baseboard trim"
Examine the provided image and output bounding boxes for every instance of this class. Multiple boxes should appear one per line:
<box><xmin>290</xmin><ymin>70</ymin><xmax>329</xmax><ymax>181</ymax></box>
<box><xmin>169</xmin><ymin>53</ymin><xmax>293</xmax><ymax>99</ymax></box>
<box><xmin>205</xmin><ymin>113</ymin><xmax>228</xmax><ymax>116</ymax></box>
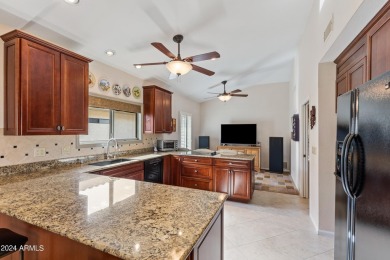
<box><xmin>318</xmin><ymin>229</ymin><xmax>335</xmax><ymax>237</ymax></box>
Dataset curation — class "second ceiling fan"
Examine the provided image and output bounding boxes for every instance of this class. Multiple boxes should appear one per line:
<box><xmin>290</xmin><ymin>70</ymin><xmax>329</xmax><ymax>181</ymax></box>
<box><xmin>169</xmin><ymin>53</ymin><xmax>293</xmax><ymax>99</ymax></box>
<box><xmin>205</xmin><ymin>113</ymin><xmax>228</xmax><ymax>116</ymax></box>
<box><xmin>134</xmin><ymin>34</ymin><xmax>220</xmax><ymax>77</ymax></box>
<box><xmin>208</xmin><ymin>81</ymin><xmax>248</xmax><ymax>102</ymax></box>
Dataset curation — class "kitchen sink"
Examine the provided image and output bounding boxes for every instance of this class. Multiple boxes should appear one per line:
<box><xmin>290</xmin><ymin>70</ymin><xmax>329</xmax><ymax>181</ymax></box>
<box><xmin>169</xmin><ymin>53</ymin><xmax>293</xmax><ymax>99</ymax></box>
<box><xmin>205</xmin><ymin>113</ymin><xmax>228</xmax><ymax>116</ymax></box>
<box><xmin>88</xmin><ymin>158</ymin><xmax>133</xmax><ymax>166</ymax></box>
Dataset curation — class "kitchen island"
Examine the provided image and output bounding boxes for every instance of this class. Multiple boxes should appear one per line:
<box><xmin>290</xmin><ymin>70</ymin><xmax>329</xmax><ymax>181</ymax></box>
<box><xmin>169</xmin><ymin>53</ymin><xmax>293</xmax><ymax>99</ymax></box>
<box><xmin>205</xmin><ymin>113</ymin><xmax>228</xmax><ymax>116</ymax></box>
<box><xmin>0</xmin><ymin>165</ymin><xmax>227</xmax><ymax>259</ymax></box>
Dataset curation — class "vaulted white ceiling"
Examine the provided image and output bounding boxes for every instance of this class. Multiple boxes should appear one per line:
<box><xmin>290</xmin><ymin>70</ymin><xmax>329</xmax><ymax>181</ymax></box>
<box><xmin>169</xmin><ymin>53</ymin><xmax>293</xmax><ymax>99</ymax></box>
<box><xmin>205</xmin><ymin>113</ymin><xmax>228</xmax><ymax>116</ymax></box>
<box><xmin>0</xmin><ymin>0</ymin><xmax>313</xmax><ymax>102</ymax></box>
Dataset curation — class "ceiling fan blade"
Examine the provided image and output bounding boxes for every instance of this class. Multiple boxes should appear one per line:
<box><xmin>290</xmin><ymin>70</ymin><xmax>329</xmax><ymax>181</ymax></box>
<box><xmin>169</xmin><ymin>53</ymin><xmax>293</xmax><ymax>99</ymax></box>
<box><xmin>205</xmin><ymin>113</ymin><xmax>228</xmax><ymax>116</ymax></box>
<box><xmin>134</xmin><ymin>62</ymin><xmax>167</xmax><ymax>67</ymax></box>
<box><xmin>151</xmin><ymin>42</ymin><xmax>176</xmax><ymax>59</ymax></box>
<box><xmin>230</xmin><ymin>89</ymin><xmax>242</xmax><ymax>94</ymax></box>
<box><xmin>184</xmin><ymin>51</ymin><xmax>220</xmax><ymax>62</ymax></box>
<box><xmin>192</xmin><ymin>64</ymin><xmax>215</xmax><ymax>76</ymax></box>
<box><xmin>230</xmin><ymin>94</ymin><xmax>248</xmax><ymax>97</ymax></box>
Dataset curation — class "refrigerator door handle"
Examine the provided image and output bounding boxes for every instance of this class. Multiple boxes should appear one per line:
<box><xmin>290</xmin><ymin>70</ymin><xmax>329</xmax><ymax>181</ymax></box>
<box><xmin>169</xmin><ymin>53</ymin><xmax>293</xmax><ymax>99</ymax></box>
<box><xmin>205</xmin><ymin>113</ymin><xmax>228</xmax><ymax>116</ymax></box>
<box><xmin>341</xmin><ymin>133</ymin><xmax>355</xmax><ymax>199</ymax></box>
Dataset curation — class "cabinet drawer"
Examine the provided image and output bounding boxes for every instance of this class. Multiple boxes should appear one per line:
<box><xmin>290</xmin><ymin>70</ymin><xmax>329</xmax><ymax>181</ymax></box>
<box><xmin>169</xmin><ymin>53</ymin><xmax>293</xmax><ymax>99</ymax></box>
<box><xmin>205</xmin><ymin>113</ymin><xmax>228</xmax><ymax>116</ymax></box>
<box><xmin>99</xmin><ymin>162</ymin><xmax>144</xmax><ymax>176</ymax></box>
<box><xmin>214</xmin><ymin>159</ymin><xmax>250</xmax><ymax>168</ymax></box>
<box><xmin>181</xmin><ymin>156</ymin><xmax>213</xmax><ymax>165</ymax></box>
<box><xmin>181</xmin><ymin>177</ymin><xmax>213</xmax><ymax>191</ymax></box>
<box><xmin>182</xmin><ymin>165</ymin><xmax>212</xmax><ymax>179</ymax></box>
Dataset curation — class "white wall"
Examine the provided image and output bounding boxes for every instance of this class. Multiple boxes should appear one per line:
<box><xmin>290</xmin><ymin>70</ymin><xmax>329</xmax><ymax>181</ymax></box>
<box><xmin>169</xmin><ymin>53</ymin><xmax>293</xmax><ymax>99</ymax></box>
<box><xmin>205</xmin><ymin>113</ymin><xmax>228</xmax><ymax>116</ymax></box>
<box><xmin>200</xmin><ymin>82</ymin><xmax>291</xmax><ymax>170</ymax></box>
<box><xmin>291</xmin><ymin>0</ymin><xmax>387</xmax><ymax>233</ymax></box>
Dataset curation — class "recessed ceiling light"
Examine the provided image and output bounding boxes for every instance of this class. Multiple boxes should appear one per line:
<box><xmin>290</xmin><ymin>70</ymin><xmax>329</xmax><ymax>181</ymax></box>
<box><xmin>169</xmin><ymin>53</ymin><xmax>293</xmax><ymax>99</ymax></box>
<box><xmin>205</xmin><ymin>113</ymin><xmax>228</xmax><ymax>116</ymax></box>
<box><xmin>135</xmin><ymin>65</ymin><xmax>142</xmax><ymax>69</ymax></box>
<box><xmin>64</xmin><ymin>0</ymin><xmax>79</xmax><ymax>4</ymax></box>
<box><xmin>105</xmin><ymin>50</ymin><xmax>115</xmax><ymax>56</ymax></box>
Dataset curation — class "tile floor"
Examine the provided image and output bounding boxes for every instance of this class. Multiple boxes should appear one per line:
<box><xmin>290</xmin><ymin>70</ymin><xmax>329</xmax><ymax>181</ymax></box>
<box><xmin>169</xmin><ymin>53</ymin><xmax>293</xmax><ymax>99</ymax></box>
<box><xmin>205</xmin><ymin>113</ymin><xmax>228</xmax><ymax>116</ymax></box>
<box><xmin>223</xmin><ymin>191</ymin><xmax>334</xmax><ymax>260</ymax></box>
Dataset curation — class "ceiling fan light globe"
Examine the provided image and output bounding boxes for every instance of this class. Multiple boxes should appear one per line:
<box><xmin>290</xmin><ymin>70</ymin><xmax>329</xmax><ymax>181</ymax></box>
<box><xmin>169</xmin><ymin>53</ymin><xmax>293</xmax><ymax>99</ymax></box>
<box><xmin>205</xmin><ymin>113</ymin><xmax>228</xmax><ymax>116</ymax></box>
<box><xmin>166</xmin><ymin>61</ymin><xmax>192</xmax><ymax>76</ymax></box>
<box><xmin>135</xmin><ymin>65</ymin><xmax>142</xmax><ymax>69</ymax></box>
<box><xmin>218</xmin><ymin>95</ymin><xmax>232</xmax><ymax>102</ymax></box>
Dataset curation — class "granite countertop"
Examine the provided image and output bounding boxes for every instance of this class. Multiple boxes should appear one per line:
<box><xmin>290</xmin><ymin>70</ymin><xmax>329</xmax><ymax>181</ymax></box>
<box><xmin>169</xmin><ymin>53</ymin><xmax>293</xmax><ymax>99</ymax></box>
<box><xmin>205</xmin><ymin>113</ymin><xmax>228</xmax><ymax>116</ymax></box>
<box><xmin>0</xmin><ymin>164</ymin><xmax>227</xmax><ymax>259</ymax></box>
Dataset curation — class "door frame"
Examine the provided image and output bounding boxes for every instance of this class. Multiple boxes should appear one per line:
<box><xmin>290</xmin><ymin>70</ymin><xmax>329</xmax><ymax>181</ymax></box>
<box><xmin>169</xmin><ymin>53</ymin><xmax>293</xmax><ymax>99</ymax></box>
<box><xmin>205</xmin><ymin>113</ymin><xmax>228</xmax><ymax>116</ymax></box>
<box><xmin>301</xmin><ymin>101</ymin><xmax>310</xmax><ymax>198</ymax></box>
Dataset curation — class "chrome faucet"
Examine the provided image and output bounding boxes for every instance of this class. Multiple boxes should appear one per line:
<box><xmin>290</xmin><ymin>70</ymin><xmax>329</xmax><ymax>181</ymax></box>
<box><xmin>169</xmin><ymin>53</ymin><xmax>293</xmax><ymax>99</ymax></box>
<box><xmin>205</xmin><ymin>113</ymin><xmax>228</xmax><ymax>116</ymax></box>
<box><xmin>105</xmin><ymin>137</ymin><xmax>118</xmax><ymax>160</ymax></box>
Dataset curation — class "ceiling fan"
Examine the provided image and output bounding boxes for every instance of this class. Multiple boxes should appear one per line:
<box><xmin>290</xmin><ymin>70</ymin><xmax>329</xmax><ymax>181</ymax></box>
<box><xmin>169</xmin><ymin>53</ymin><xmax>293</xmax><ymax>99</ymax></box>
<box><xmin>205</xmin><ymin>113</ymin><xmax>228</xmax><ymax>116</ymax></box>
<box><xmin>208</xmin><ymin>81</ymin><xmax>248</xmax><ymax>102</ymax></box>
<box><xmin>134</xmin><ymin>34</ymin><xmax>220</xmax><ymax>77</ymax></box>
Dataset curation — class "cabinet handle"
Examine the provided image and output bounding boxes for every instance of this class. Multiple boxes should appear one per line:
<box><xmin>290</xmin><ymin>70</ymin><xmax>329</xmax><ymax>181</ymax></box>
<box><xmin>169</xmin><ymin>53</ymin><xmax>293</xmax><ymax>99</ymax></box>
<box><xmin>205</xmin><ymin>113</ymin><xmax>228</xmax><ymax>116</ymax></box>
<box><xmin>194</xmin><ymin>170</ymin><xmax>198</xmax><ymax>173</ymax></box>
<box><xmin>194</xmin><ymin>184</ymin><xmax>198</xmax><ymax>187</ymax></box>
<box><xmin>228</xmin><ymin>162</ymin><xmax>232</xmax><ymax>165</ymax></box>
<box><xmin>194</xmin><ymin>159</ymin><xmax>198</xmax><ymax>162</ymax></box>
<box><xmin>61</xmin><ymin>126</ymin><xmax>65</xmax><ymax>131</ymax></box>
<box><xmin>56</xmin><ymin>125</ymin><xmax>61</xmax><ymax>131</ymax></box>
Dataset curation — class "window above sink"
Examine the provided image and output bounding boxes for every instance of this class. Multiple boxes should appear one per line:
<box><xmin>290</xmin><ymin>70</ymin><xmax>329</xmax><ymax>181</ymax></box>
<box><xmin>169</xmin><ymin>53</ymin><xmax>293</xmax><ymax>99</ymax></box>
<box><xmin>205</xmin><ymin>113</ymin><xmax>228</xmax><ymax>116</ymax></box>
<box><xmin>77</xmin><ymin>95</ymin><xmax>142</xmax><ymax>148</ymax></box>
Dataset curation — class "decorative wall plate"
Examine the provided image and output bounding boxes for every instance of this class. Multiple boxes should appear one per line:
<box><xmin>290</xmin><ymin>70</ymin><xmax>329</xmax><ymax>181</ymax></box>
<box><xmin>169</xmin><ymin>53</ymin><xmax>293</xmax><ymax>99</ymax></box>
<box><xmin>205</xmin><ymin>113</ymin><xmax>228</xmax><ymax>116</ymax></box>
<box><xmin>132</xmin><ymin>86</ymin><xmax>141</xmax><ymax>99</ymax></box>
<box><xmin>89</xmin><ymin>72</ymin><xmax>96</xmax><ymax>88</ymax></box>
<box><xmin>112</xmin><ymin>84</ymin><xmax>122</xmax><ymax>95</ymax></box>
<box><xmin>99</xmin><ymin>79</ymin><xmax>110</xmax><ymax>91</ymax></box>
<box><xmin>123</xmin><ymin>85</ymin><xmax>131</xmax><ymax>97</ymax></box>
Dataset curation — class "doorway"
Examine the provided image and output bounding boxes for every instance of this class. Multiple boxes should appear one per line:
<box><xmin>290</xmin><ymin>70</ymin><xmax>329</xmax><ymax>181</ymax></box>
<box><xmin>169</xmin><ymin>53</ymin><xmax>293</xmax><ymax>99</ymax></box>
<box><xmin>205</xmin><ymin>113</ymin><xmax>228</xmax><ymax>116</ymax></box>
<box><xmin>301</xmin><ymin>101</ymin><xmax>310</xmax><ymax>198</ymax></box>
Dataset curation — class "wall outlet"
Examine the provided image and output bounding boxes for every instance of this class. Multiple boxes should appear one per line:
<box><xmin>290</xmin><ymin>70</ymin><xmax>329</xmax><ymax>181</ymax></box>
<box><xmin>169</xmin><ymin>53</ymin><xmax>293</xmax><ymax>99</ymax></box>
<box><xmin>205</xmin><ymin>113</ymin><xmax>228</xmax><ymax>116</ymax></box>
<box><xmin>34</xmin><ymin>148</ymin><xmax>46</xmax><ymax>157</ymax></box>
<box><xmin>62</xmin><ymin>146</ymin><xmax>71</xmax><ymax>155</ymax></box>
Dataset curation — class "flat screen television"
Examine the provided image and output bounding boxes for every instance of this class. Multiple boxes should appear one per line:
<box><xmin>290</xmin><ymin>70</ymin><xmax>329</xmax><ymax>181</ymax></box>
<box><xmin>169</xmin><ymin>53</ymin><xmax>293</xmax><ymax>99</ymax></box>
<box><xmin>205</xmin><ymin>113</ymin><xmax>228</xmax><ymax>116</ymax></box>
<box><xmin>221</xmin><ymin>124</ymin><xmax>257</xmax><ymax>145</ymax></box>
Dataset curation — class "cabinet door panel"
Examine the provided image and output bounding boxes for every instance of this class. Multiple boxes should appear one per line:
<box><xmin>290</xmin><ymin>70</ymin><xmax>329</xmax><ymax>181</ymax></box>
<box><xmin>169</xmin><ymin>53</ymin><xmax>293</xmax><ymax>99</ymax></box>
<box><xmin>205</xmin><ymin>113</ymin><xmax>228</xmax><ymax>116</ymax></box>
<box><xmin>368</xmin><ymin>11</ymin><xmax>390</xmax><ymax>79</ymax></box>
<box><xmin>230</xmin><ymin>168</ymin><xmax>250</xmax><ymax>200</ymax></box>
<box><xmin>349</xmin><ymin>57</ymin><xmax>366</xmax><ymax>90</ymax></box>
<box><xmin>213</xmin><ymin>167</ymin><xmax>230</xmax><ymax>194</ymax></box>
<box><xmin>154</xmin><ymin>89</ymin><xmax>164</xmax><ymax>133</ymax></box>
<box><xmin>122</xmin><ymin>170</ymin><xmax>144</xmax><ymax>181</ymax></box>
<box><xmin>336</xmin><ymin>73</ymin><xmax>348</xmax><ymax>96</ymax></box>
<box><xmin>163</xmin><ymin>91</ymin><xmax>172</xmax><ymax>132</ymax></box>
<box><xmin>61</xmin><ymin>54</ymin><xmax>89</xmax><ymax>134</ymax></box>
<box><xmin>21</xmin><ymin>39</ymin><xmax>61</xmax><ymax>135</ymax></box>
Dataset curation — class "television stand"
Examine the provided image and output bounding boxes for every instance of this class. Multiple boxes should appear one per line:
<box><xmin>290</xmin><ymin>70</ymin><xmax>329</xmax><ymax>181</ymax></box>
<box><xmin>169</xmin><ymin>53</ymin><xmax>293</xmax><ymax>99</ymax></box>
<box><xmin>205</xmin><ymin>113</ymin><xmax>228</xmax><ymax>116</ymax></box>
<box><xmin>216</xmin><ymin>145</ymin><xmax>261</xmax><ymax>172</ymax></box>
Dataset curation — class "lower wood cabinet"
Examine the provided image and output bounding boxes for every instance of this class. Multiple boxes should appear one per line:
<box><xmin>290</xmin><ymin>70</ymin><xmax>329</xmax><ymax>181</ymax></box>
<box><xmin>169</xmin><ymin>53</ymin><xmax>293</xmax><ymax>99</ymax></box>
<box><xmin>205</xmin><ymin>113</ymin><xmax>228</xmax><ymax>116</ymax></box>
<box><xmin>213</xmin><ymin>159</ymin><xmax>253</xmax><ymax>202</ymax></box>
<box><xmin>169</xmin><ymin>155</ymin><xmax>254</xmax><ymax>201</ymax></box>
<box><xmin>180</xmin><ymin>156</ymin><xmax>213</xmax><ymax>191</ymax></box>
<box><xmin>92</xmin><ymin>162</ymin><xmax>144</xmax><ymax>181</ymax></box>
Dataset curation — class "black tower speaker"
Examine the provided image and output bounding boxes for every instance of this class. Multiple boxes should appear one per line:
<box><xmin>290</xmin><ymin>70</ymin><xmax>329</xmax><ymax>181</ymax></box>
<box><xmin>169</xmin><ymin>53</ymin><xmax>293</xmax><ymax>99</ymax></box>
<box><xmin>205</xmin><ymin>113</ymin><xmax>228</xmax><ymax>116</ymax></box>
<box><xmin>199</xmin><ymin>136</ymin><xmax>210</xmax><ymax>149</ymax></box>
<box><xmin>269</xmin><ymin>137</ymin><xmax>283</xmax><ymax>173</ymax></box>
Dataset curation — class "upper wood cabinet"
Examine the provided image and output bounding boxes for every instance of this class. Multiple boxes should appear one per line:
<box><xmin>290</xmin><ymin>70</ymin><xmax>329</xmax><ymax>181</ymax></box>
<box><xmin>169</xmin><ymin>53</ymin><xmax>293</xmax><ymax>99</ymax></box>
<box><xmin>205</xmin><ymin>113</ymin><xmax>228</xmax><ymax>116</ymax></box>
<box><xmin>335</xmin><ymin>2</ymin><xmax>390</xmax><ymax>98</ymax></box>
<box><xmin>1</xmin><ymin>30</ymin><xmax>92</xmax><ymax>135</ymax></box>
<box><xmin>143</xmin><ymin>85</ymin><xmax>173</xmax><ymax>134</ymax></box>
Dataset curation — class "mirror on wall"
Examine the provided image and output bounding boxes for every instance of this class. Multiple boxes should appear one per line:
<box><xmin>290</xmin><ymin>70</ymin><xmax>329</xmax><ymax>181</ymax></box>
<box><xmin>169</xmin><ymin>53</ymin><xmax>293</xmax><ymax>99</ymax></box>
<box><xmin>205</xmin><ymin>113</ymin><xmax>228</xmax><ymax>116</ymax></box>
<box><xmin>77</xmin><ymin>96</ymin><xmax>142</xmax><ymax>148</ymax></box>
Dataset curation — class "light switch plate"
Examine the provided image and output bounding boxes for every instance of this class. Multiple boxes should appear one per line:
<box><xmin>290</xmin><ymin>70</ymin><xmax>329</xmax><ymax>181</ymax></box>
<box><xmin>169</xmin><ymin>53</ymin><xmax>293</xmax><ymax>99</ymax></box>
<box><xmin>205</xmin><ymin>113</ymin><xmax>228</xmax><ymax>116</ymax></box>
<box><xmin>312</xmin><ymin>146</ymin><xmax>317</xmax><ymax>155</ymax></box>
<box><xmin>34</xmin><ymin>148</ymin><xmax>46</xmax><ymax>157</ymax></box>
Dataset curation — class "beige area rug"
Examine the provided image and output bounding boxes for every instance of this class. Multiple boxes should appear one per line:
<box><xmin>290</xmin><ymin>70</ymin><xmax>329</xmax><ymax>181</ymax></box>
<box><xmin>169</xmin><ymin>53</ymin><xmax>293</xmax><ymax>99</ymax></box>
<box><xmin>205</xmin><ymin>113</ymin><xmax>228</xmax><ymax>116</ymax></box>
<box><xmin>254</xmin><ymin>171</ymin><xmax>299</xmax><ymax>195</ymax></box>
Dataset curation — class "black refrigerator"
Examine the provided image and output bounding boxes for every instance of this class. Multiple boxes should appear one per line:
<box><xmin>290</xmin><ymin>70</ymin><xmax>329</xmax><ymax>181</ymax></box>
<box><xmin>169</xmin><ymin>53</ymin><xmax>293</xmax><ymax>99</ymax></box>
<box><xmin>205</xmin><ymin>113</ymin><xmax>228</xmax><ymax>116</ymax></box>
<box><xmin>335</xmin><ymin>71</ymin><xmax>390</xmax><ymax>260</ymax></box>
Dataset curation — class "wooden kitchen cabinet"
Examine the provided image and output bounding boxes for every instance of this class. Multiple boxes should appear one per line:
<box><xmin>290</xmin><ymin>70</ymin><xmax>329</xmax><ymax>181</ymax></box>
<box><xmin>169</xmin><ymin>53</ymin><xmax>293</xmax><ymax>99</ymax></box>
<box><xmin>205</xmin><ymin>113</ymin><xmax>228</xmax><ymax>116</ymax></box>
<box><xmin>180</xmin><ymin>156</ymin><xmax>213</xmax><ymax>191</ymax></box>
<box><xmin>213</xmin><ymin>159</ymin><xmax>253</xmax><ymax>202</ymax></box>
<box><xmin>92</xmin><ymin>162</ymin><xmax>144</xmax><ymax>181</ymax></box>
<box><xmin>1</xmin><ymin>30</ymin><xmax>91</xmax><ymax>135</ymax></box>
<box><xmin>143</xmin><ymin>85</ymin><xmax>173</xmax><ymax>134</ymax></box>
<box><xmin>335</xmin><ymin>2</ymin><xmax>390</xmax><ymax>100</ymax></box>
